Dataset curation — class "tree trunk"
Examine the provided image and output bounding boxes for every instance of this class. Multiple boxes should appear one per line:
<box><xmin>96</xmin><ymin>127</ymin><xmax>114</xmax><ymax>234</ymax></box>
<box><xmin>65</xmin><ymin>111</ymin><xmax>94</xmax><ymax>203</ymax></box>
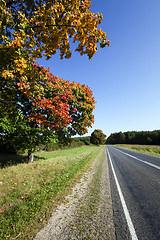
<box><xmin>28</xmin><ymin>152</ymin><xmax>34</xmax><ymax>163</ymax></box>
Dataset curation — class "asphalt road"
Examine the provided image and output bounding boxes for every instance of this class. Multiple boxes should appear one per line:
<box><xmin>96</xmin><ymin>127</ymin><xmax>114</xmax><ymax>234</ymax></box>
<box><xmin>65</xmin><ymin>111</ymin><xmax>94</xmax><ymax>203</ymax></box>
<box><xmin>106</xmin><ymin>145</ymin><xmax>160</xmax><ymax>240</ymax></box>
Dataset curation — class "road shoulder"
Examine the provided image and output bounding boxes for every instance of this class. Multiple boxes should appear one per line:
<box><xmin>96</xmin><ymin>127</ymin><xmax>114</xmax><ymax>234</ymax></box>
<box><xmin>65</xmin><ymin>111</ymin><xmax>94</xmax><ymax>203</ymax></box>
<box><xmin>35</xmin><ymin>147</ymin><xmax>116</xmax><ymax>239</ymax></box>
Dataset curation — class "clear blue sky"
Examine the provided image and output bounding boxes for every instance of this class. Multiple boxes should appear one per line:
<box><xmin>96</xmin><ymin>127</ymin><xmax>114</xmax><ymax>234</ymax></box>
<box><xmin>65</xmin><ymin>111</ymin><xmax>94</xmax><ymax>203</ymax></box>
<box><xmin>37</xmin><ymin>0</ymin><xmax>160</xmax><ymax>138</ymax></box>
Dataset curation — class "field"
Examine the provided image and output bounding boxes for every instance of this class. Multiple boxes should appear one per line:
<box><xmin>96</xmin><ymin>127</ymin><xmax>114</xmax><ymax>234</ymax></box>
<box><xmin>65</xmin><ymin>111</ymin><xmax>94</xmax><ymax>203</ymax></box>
<box><xmin>0</xmin><ymin>145</ymin><xmax>103</xmax><ymax>239</ymax></box>
<box><xmin>115</xmin><ymin>144</ymin><xmax>160</xmax><ymax>156</ymax></box>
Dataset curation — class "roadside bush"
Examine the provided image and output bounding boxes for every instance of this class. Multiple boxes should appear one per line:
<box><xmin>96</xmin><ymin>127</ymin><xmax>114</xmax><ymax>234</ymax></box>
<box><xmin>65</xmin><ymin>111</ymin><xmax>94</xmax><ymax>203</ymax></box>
<box><xmin>45</xmin><ymin>142</ymin><xmax>60</xmax><ymax>151</ymax></box>
<box><xmin>71</xmin><ymin>141</ymin><xmax>85</xmax><ymax>148</ymax></box>
<box><xmin>45</xmin><ymin>140</ymin><xmax>85</xmax><ymax>151</ymax></box>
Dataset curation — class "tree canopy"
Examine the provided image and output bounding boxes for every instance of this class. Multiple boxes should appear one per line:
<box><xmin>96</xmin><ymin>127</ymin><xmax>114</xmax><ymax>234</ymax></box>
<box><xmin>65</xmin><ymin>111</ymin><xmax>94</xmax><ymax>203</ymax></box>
<box><xmin>1</xmin><ymin>0</ymin><xmax>110</xmax><ymax>60</ymax></box>
<box><xmin>90</xmin><ymin>129</ymin><xmax>106</xmax><ymax>145</ymax></box>
<box><xmin>0</xmin><ymin>0</ymin><xmax>109</xmax><ymax>161</ymax></box>
<box><xmin>0</xmin><ymin>63</ymin><xmax>96</xmax><ymax>160</ymax></box>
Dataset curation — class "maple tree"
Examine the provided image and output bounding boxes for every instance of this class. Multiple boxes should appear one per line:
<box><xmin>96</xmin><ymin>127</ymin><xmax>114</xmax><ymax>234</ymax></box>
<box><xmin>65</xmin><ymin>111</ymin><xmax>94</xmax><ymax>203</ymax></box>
<box><xmin>0</xmin><ymin>0</ymin><xmax>109</xmax><ymax>161</ymax></box>
<box><xmin>1</xmin><ymin>63</ymin><xmax>96</xmax><ymax>161</ymax></box>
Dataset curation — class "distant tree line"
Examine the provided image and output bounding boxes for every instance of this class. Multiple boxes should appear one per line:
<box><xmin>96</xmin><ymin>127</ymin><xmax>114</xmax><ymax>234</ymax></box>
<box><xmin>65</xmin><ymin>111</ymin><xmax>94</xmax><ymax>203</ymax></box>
<box><xmin>74</xmin><ymin>136</ymin><xmax>91</xmax><ymax>145</ymax></box>
<box><xmin>107</xmin><ymin>130</ymin><xmax>160</xmax><ymax>145</ymax></box>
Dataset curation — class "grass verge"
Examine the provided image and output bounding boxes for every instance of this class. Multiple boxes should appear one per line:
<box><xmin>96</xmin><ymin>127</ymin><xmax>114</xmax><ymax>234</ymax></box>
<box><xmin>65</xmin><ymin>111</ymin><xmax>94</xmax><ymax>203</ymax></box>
<box><xmin>115</xmin><ymin>144</ymin><xmax>160</xmax><ymax>156</ymax></box>
<box><xmin>67</xmin><ymin>150</ymin><xmax>104</xmax><ymax>239</ymax></box>
<box><xmin>0</xmin><ymin>145</ymin><xmax>103</xmax><ymax>239</ymax></box>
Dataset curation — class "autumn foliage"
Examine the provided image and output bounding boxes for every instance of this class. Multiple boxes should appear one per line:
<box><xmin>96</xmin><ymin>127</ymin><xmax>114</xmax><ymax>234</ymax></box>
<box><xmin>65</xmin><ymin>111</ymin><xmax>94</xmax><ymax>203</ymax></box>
<box><xmin>1</xmin><ymin>60</ymin><xmax>96</xmax><ymax>138</ymax></box>
<box><xmin>1</xmin><ymin>0</ymin><xmax>110</xmax><ymax>60</ymax></box>
<box><xmin>0</xmin><ymin>0</ymin><xmax>109</xmax><ymax>158</ymax></box>
<box><xmin>1</xmin><ymin>58</ymin><xmax>96</xmax><ymax>157</ymax></box>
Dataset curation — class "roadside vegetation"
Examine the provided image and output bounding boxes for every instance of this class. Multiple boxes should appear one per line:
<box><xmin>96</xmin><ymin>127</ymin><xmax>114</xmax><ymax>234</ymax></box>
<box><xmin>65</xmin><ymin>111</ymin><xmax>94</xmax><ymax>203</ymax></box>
<box><xmin>0</xmin><ymin>145</ymin><xmax>103</xmax><ymax>239</ymax></box>
<box><xmin>0</xmin><ymin>136</ymin><xmax>90</xmax><ymax>168</ymax></box>
<box><xmin>115</xmin><ymin>144</ymin><xmax>160</xmax><ymax>156</ymax></box>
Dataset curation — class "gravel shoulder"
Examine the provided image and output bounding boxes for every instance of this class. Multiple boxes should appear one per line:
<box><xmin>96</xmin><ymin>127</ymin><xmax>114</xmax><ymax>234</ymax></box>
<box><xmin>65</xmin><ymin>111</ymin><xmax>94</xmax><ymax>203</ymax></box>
<box><xmin>35</xmin><ymin>147</ymin><xmax>116</xmax><ymax>240</ymax></box>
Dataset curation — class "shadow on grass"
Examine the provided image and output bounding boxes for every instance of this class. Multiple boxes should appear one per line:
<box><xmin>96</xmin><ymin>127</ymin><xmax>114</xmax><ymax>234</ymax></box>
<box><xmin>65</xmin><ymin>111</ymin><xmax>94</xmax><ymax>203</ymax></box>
<box><xmin>0</xmin><ymin>153</ymin><xmax>46</xmax><ymax>168</ymax></box>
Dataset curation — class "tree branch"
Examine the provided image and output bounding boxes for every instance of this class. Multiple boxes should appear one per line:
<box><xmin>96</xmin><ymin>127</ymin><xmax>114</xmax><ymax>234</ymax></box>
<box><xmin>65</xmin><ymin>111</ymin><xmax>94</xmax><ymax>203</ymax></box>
<box><xmin>29</xmin><ymin>24</ymin><xmax>85</xmax><ymax>29</ymax></box>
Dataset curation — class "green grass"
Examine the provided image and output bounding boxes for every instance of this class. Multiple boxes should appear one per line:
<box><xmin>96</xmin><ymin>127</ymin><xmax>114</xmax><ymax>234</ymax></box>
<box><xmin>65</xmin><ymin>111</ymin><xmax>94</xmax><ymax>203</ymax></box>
<box><xmin>36</xmin><ymin>145</ymin><xmax>97</xmax><ymax>159</ymax></box>
<box><xmin>0</xmin><ymin>145</ymin><xmax>103</xmax><ymax>239</ymax></box>
<box><xmin>115</xmin><ymin>144</ymin><xmax>160</xmax><ymax>156</ymax></box>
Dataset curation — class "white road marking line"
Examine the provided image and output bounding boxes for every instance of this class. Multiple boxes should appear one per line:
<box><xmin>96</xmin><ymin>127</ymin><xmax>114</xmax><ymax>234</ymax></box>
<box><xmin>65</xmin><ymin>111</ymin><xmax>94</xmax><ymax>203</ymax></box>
<box><xmin>114</xmin><ymin>147</ymin><xmax>160</xmax><ymax>171</ymax></box>
<box><xmin>116</xmin><ymin>146</ymin><xmax>160</xmax><ymax>159</ymax></box>
<box><xmin>107</xmin><ymin>148</ymin><xmax>139</xmax><ymax>240</ymax></box>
